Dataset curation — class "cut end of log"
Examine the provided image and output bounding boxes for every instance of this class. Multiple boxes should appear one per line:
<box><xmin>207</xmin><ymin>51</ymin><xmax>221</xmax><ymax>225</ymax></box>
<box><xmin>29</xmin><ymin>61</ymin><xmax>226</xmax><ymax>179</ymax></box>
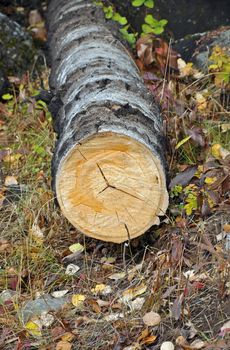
<box><xmin>56</xmin><ymin>132</ymin><xmax>168</xmax><ymax>243</ymax></box>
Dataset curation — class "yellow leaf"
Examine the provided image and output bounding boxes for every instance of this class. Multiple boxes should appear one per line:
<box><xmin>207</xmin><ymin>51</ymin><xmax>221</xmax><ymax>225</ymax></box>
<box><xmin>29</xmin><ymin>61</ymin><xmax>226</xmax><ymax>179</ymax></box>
<box><xmin>195</xmin><ymin>92</ymin><xmax>207</xmax><ymax>111</ymax></box>
<box><xmin>91</xmin><ymin>284</ymin><xmax>106</xmax><ymax>294</ymax></box>
<box><xmin>204</xmin><ymin>177</ymin><xmax>216</xmax><ymax>185</ymax></box>
<box><xmin>211</xmin><ymin>144</ymin><xmax>230</xmax><ymax>159</ymax></box>
<box><xmin>3</xmin><ymin>153</ymin><xmax>22</xmax><ymax>163</ymax></box>
<box><xmin>61</xmin><ymin>332</ymin><xmax>75</xmax><ymax>342</ymax></box>
<box><xmin>175</xmin><ymin>136</ymin><xmax>191</xmax><ymax>149</ymax></box>
<box><xmin>25</xmin><ymin>320</ymin><xmax>42</xmax><ymax>337</ymax></box>
<box><xmin>122</xmin><ymin>283</ymin><xmax>147</xmax><ymax>302</ymax></box>
<box><xmin>68</xmin><ymin>243</ymin><xmax>84</xmax><ymax>253</ymax></box>
<box><xmin>4</xmin><ymin>176</ymin><xmax>18</xmax><ymax>186</ymax></box>
<box><xmin>71</xmin><ymin>294</ymin><xmax>85</xmax><ymax>307</ymax></box>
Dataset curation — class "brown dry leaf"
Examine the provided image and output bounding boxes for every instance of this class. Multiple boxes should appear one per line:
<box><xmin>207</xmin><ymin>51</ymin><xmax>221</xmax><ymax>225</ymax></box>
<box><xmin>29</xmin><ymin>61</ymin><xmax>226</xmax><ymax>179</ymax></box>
<box><xmin>169</xmin><ymin>166</ymin><xmax>197</xmax><ymax>189</ymax></box>
<box><xmin>56</xmin><ymin>340</ymin><xmax>72</xmax><ymax>350</ymax></box>
<box><xmin>223</xmin><ymin>224</ymin><xmax>230</xmax><ymax>233</ymax></box>
<box><xmin>176</xmin><ymin>336</ymin><xmax>206</xmax><ymax>350</ymax></box>
<box><xmin>31</xmin><ymin>27</ymin><xmax>47</xmax><ymax>42</ymax></box>
<box><xmin>87</xmin><ymin>299</ymin><xmax>101</xmax><ymax>314</ymax></box>
<box><xmin>170</xmin><ymin>236</ymin><xmax>183</xmax><ymax>266</ymax></box>
<box><xmin>142</xmin><ymin>311</ymin><xmax>161</xmax><ymax>326</ymax></box>
<box><xmin>0</xmin><ymin>193</ymin><xmax>5</xmax><ymax>208</ymax></box>
<box><xmin>138</xmin><ymin>328</ymin><xmax>157</xmax><ymax>346</ymax></box>
<box><xmin>155</xmin><ymin>39</ymin><xmax>178</xmax><ymax>71</ymax></box>
<box><xmin>171</xmin><ymin>293</ymin><xmax>184</xmax><ymax>320</ymax></box>
<box><xmin>187</xmin><ymin>127</ymin><xmax>205</xmax><ymax>147</ymax></box>
<box><xmin>0</xmin><ymin>240</ymin><xmax>11</xmax><ymax>253</ymax></box>
<box><xmin>28</xmin><ymin>9</ymin><xmax>43</xmax><ymax>26</ymax></box>
<box><xmin>136</xmin><ymin>35</ymin><xmax>155</xmax><ymax>67</ymax></box>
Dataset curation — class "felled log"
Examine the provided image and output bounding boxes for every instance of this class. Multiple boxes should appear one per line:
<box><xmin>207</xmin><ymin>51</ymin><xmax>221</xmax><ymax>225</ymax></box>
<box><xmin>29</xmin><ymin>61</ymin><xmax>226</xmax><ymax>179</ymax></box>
<box><xmin>48</xmin><ymin>0</ymin><xmax>169</xmax><ymax>243</ymax></box>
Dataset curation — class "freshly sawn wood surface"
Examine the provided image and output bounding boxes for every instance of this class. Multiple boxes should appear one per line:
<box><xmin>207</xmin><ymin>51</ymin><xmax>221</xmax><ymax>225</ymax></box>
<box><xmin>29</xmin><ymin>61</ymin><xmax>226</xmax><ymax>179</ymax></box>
<box><xmin>48</xmin><ymin>0</ymin><xmax>169</xmax><ymax>243</ymax></box>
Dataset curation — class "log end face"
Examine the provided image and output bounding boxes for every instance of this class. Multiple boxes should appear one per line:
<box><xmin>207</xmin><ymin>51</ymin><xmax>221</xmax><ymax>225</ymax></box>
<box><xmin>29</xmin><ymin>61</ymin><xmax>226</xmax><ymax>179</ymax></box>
<box><xmin>56</xmin><ymin>132</ymin><xmax>168</xmax><ymax>243</ymax></box>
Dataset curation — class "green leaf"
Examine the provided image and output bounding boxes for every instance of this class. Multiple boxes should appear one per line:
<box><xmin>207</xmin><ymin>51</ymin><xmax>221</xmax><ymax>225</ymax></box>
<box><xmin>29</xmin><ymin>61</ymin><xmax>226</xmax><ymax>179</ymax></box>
<box><xmin>103</xmin><ymin>6</ymin><xmax>113</xmax><ymax>19</ymax></box>
<box><xmin>175</xmin><ymin>136</ymin><xmax>192</xmax><ymax>149</ymax></box>
<box><xmin>144</xmin><ymin>0</ymin><xmax>154</xmax><ymax>8</ymax></box>
<box><xmin>142</xmin><ymin>24</ymin><xmax>155</xmax><ymax>34</ymax></box>
<box><xmin>36</xmin><ymin>100</ymin><xmax>47</xmax><ymax>109</ymax></box>
<box><xmin>112</xmin><ymin>13</ymin><xmax>128</xmax><ymax>25</ymax></box>
<box><xmin>119</xmin><ymin>28</ymin><xmax>137</xmax><ymax>46</ymax></box>
<box><xmin>152</xmin><ymin>26</ymin><xmax>165</xmax><ymax>35</ymax></box>
<box><xmin>144</xmin><ymin>14</ymin><xmax>158</xmax><ymax>27</ymax></box>
<box><xmin>158</xmin><ymin>19</ymin><xmax>168</xmax><ymax>27</ymax></box>
<box><xmin>2</xmin><ymin>93</ymin><xmax>13</xmax><ymax>100</ymax></box>
<box><xmin>132</xmin><ymin>0</ymin><xmax>145</xmax><ymax>7</ymax></box>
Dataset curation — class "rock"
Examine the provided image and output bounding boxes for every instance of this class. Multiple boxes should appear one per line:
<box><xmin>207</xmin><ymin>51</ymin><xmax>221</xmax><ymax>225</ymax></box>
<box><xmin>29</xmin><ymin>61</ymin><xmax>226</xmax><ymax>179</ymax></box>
<box><xmin>160</xmin><ymin>342</ymin><xmax>175</xmax><ymax>350</ymax></box>
<box><xmin>174</xmin><ymin>27</ymin><xmax>230</xmax><ymax>71</ymax></box>
<box><xmin>0</xmin><ymin>12</ymin><xmax>36</xmax><ymax>95</ymax></box>
<box><xmin>0</xmin><ymin>289</ymin><xmax>17</xmax><ymax>302</ymax></box>
<box><xmin>19</xmin><ymin>294</ymin><xmax>68</xmax><ymax>323</ymax></box>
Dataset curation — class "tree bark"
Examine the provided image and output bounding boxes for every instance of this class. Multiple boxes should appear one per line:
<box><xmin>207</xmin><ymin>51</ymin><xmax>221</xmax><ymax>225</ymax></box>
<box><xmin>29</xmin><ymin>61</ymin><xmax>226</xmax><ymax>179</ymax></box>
<box><xmin>48</xmin><ymin>0</ymin><xmax>169</xmax><ymax>243</ymax></box>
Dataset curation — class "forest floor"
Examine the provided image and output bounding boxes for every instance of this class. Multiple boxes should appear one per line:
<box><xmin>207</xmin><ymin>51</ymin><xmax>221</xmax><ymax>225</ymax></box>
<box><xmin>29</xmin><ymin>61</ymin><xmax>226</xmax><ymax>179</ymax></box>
<box><xmin>0</xmin><ymin>6</ymin><xmax>230</xmax><ymax>350</ymax></box>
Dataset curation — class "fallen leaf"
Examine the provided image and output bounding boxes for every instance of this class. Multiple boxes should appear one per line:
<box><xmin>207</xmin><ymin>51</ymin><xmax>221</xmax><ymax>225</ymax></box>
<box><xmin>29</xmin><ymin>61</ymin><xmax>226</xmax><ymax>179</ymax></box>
<box><xmin>65</xmin><ymin>264</ymin><xmax>80</xmax><ymax>275</ymax></box>
<box><xmin>171</xmin><ymin>293</ymin><xmax>184</xmax><ymax>320</ymax></box>
<box><xmin>40</xmin><ymin>312</ymin><xmax>55</xmax><ymax>327</ymax></box>
<box><xmin>25</xmin><ymin>319</ymin><xmax>42</xmax><ymax>337</ymax></box>
<box><xmin>108</xmin><ymin>272</ymin><xmax>126</xmax><ymax>281</ymax></box>
<box><xmin>4</xmin><ymin>176</ymin><xmax>18</xmax><ymax>186</ymax></box>
<box><xmin>129</xmin><ymin>297</ymin><xmax>145</xmax><ymax>311</ymax></box>
<box><xmin>28</xmin><ymin>9</ymin><xmax>43</xmax><ymax>26</ymax></box>
<box><xmin>30</xmin><ymin>223</ymin><xmax>44</xmax><ymax>245</ymax></box>
<box><xmin>223</xmin><ymin>224</ymin><xmax>230</xmax><ymax>233</ymax></box>
<box><xmin>195</xmin><ymin>92</ymin><xmax>207</xmax><ymax>112</ymax></box>
<box><xmin>143</xmin><ymin>311</ymin><xmax>161</xmax><ymax>326</ymax></box>
<box><xmin>121</xmin><ymin>283</ymin><xmax>147</xmax><ymax>302</ymax></box>
<box><xmin>104</xmin><ymin>312</ymin><xmax>124</xmax><ymax>322</ymax></box>
<box><xmin>175</xmin><ymin>135</ymin><xmax>192</xmax><ymax>149</ymax></box>
<box><xmin>61</xmin><ymin>332</ymin><xmax>75</xmax><ymax>342</ymax></box>
<box><xmin>211</xmin><ymin>144</ymin><xmax>230</xmax><ymax>159</ymax></box>
<box><xmin>51</xmin><ymin>290</ymin><xmax>69</xmax><ymax>298</ymax></box>
<box><xmin>87</xmin><ymin>299</ymin><xmax>101</xmax><ymax>313</ymax></box>
<box><xmin>91</xmin><ymin>284</ymin><xmax>112</xmax><ymax>295</ymax></box>
<box><xmin>68</xmin><ymin>243</ymin><xmax>84</xmax><ymax>254</ymax></box>
<box><xmin>190</xmin><ymin>339</ymin><xmax>206</xmax><ymax>349</ymax></box>
<box><xmin>0</xmin><ymin>240</ymin><xmax>11</xmax><ymax>253</ymax></box>
<box><xmin>170</xmin><ymin>166</ymin><xmax>197</xmax><ymax>189</ymax></box>
<box><xmin>56</xmin><ymin>340</ymin><xmax>72</xmax><ymax>350</ymax></box>
<box><xmin>220</xmin><ymin>320</ymin><xmax>230</xmax><ymax>336</ymax></box>
<box><xmin>71</xmin><ymin>294</ymin><xmax>85</xmax><ymax>308</ymax></box>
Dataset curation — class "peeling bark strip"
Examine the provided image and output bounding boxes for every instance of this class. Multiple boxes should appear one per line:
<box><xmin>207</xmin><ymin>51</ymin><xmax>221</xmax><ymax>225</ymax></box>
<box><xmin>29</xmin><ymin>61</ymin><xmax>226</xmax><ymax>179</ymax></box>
<box><xmin>48</xmin><ymin>0</ymin><xmax>169</xmax><ymax>243</ymax></box>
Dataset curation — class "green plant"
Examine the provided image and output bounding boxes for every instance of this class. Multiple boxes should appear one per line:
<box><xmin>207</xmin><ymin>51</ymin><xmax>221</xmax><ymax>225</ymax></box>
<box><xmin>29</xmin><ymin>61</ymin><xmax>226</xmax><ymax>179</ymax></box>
<box><xmin>208</xmin><ymin>46</ymin><xmax>230</xmax><ymax>87</ymax></box>
<box><xmin>142</xmin><ymin>15</ymin><xmax>168</xmax><ymax>35</ymax></box>
<box><xmin>132</xmin><ymin>0</ymin><xmax>154</xmax><ymax>8</ymax></box>
<box><xmin>94</xmin><ymin>0</ymin><xmax>168</xmax><ymax>47</ymax></box>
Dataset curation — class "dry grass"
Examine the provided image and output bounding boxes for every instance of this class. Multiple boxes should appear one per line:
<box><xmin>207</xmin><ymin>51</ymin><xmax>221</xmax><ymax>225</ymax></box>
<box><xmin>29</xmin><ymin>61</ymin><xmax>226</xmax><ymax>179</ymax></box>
<box><xmin>0</xmin><ymin>68</ymin><xmax>229</xmax><ymax>350</ymax></box>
